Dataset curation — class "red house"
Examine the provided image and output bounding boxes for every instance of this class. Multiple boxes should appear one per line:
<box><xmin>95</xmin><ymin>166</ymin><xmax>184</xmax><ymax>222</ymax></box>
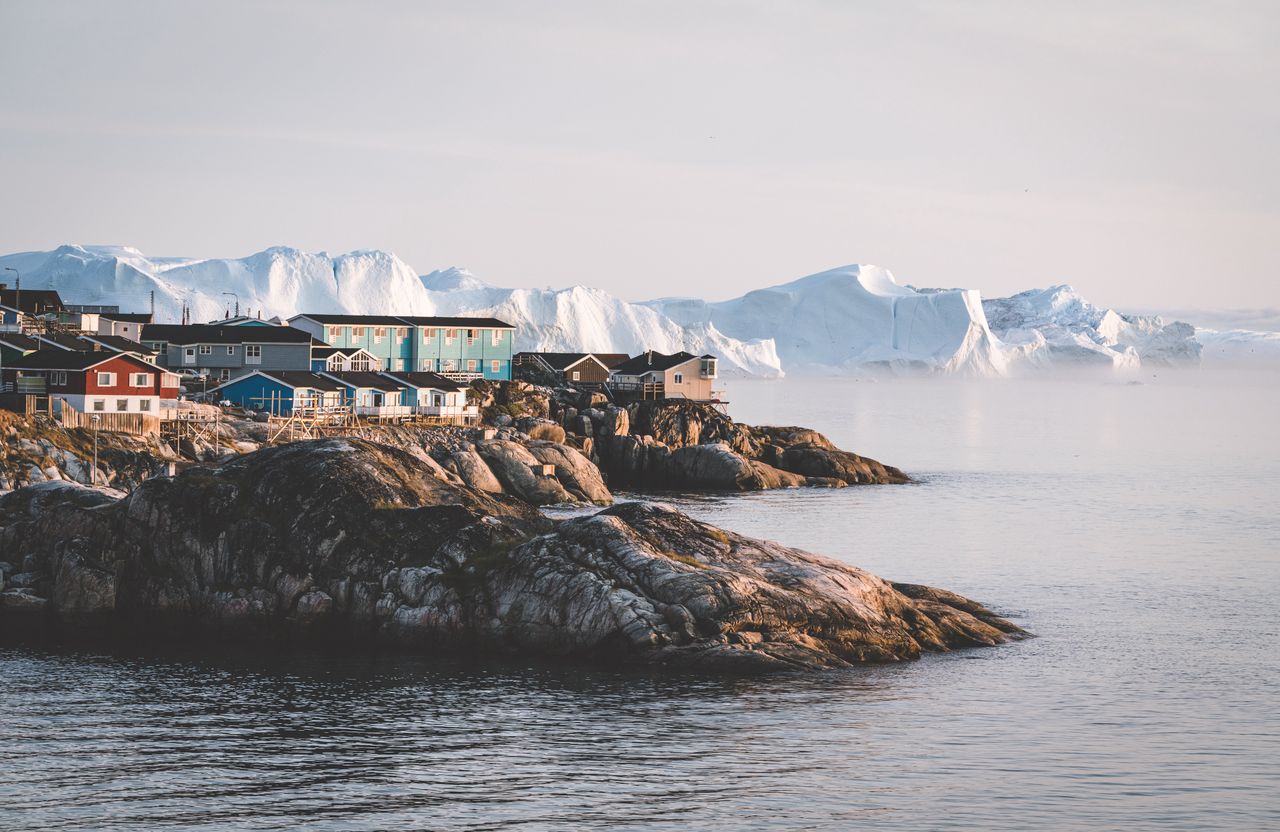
<box><xmin>1</xmin><ymin>350</ymin><xmax>180</xmax><ymax>414</ymax></box>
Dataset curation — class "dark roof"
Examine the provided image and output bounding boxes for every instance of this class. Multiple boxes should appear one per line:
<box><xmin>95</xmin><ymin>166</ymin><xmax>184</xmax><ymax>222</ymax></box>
<box><xmin>321</xmin><ymin>371</ymin><xmax>404</xmax><ymax>391</ymax></box>
<box><xmin>610</xmin><ymin>351</ymin><xmax>708</xmax><ymax>375</ymax></box>
<box><xmin>311</xmin><ymin>346</ymin><xmax>372</xmax><ymax>358</ymax></box>
<box><xmin>291</xmin><ymin>314</ymin><xmax>409</xmax><ymax>326</ymax></box>
<box><xmin>3</xmin><ymin>349</ymin><xmax>154</xmax><ymax>372</ymax></box>
<box><xmin>79</xmin><ymin>334</ymin><xmax>158</xmax><ymax>355</ymax></box>
<box><xmin>518</xmin><ymin>352</ymin><xmax>593</xmax><ymax>371</ymax></box>
<box><xmin>101</xmin><ymin>312</ymin><xmax>153</xmax><ymax>324</ymax></box>
<box><xmin>0</xmin><ymin>333</ymin><xmax>41</xmax><ymax>352</ymax></box>
<box><xmin>250</xmin><ymin>371</ymin><xmax>346</xmax><ymax>392</ymax></box>
<box><xmin>379</xmin><ymin>371</ymin><xmax>465</xmax><ymax>391</ymax></box>
<box><xmin>394</xmin><ymin>316</ymin><xmax>515</xmax><ymax>329</ymax></box>
<box><xmin>0</xmin><ymin>288</ymin><xmax>64</xmax><ymax>314</ymax></box>
<box><xmin>141</xmin><ymin>324</ymin><xmax>314</xmax><ymax>345</ymax></box>
<box><xmin>593</xmin><ymin>353</ymin><xmax>632</xmax><ymax>368</ymax></box>
<box><xmin>34</xmin><ymin>333</ymin><xmax>87</xmax><ymax>351</ymax></box>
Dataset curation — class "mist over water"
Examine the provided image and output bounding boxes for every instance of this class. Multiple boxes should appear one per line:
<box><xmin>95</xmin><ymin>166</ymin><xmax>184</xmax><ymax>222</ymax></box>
<box><xmin>3</xmin><ymin>371</ymin><xmax>1278</xmax><ymax>830</ymax></box>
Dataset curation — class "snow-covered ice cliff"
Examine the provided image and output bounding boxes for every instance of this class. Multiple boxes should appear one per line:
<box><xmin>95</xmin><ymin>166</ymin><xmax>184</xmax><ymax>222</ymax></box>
<box><xmin>1</xmin><ymin>244</ymin><xmax>1273</xmax><ymax>378</ymax></box>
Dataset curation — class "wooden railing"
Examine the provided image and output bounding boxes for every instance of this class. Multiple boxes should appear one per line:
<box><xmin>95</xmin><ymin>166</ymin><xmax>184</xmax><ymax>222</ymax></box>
<box><xmin>59</xmin><ymin>401</ymin><xmax>160</xmax><ymax>436</ymax></box>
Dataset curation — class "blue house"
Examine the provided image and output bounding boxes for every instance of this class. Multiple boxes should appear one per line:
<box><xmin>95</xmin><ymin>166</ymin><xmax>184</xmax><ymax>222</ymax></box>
<box><xmin>210</xmin><ymin>370</ymin><xmax>345</xmax><ymax>415</ymax></box>
<box><xmin>288</xmin><ymin>314</ymin><xmax>515</xmax><ymax>380</ymax></box>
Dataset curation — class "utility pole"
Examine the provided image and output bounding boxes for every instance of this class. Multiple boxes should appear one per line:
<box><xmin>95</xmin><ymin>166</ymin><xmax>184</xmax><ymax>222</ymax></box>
<box><xmin>3</xmin><ymin>267</ymin><xmax>19</xmax><ymax>330</ymax></box>
<box><xmin>150</xmin><ymin>290</ymin><xmax>155</xmax><ymax>320</ymax></box>
<box><xmin>91</xmin><ymin>414</ymin><xmax>100</xmax><ymax>486</ymax></box>
<box><xmin>222</xmin><ymin>292</ymin><xmax>239</xmax><ymax>318</ymax></box>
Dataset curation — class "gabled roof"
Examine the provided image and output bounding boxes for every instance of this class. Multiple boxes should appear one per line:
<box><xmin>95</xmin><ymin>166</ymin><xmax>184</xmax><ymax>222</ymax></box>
<box><xmin>395</xmin><ymin>316</ymin><xmax>515</xmax><ymax>329</ymax></box>
<box><xmin>0</xmin><ymin>288</ymin><xmax>64</xmax><ymax>314</ymax></box>
<box><xmin>321</xmin><ymin>371</ymin><xmax>404</xmax><ymax>391</ymax></box>
<box><xmin>78</xmin><ymin>334</ymin><xmax>158</xmax><ymax>355</ymax></box>
<box><xmin>593</xmin><ymin>353</ymin><xmax>632</xmax><ymax>368</ymax></box>
<box><xmin>34</xmin><ymin>333</ymin><xmax>87</xmax><ymax>351</ymax></box>
<box><xmin>517</xmin><ymin>351</ymin><xmax>593</xmax><ymax>371</ymax></box>
<box><xmin>311</xmin><ymin>345</ymin><xmax>376</xmax><ymax>359</ymax></box>
<box><xmin>378</xmin><ymin>371</ymin><xmax>465</xmax><ymax>391</ymax></box>
<box><xmin>290</xmin><ymin>314</ymin><xmax>409</xmax><ymax>326</ymax></box>
<box><xmin>141</xmin><ymin>324</ymin><xmax>314</xmax><ymax>345</ymax></box>
<box><xmin>610</xmin><ymin>351</ymin><xmax>711</xmax><ymax>375</ymax></box>
<box><xmin>101</xmin><ymin>312</ymin><xmax>153</xmax><ymax>324</ymax></box>
<box><xmin>213</xmin><ymin>370</ymin><xmax>346</xmax><ymax>393</ymax></box>
<box><xmin>3</xmin><ymin>349</ymin><xmax>157</xmax><ymax>372</ymax></box>
<box><xmin>0</xmin><ymin>333</ymin><xmax>41</xmax><ymax>352</ymax></box>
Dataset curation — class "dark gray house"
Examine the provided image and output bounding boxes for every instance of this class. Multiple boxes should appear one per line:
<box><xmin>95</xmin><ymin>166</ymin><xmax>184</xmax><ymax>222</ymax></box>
<box><xmin>141</xmin><ymin>324</ymin><xmax>316</xmax><ymax>382</ymax></box>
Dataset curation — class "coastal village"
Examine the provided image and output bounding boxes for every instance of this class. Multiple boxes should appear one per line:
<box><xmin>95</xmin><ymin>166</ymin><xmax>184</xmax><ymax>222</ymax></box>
<box><xmin>0</xmin><ymin>281</ymin><xmax>724</xmax><ymax>440</ymax></box>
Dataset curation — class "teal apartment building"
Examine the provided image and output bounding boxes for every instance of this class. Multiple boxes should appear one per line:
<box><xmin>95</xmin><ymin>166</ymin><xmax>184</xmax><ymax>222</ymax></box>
<box><xmin>288</xmin><ymin>314</ymin><xmax>515</xmax><ymax>379</ymax></box>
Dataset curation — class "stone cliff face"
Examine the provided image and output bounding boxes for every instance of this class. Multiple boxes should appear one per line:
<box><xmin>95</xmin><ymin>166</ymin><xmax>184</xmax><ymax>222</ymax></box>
<box><xmin>0</xmin><ymin>439</ymin><xmax>1022</xmax><ymax>671</ymax></box>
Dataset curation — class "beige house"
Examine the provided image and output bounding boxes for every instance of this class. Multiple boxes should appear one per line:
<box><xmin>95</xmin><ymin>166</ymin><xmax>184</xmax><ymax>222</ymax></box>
<box><xmin>607</xmin><ymin>350</ymin><xmax>719</xmax><ymax>401</ymax></box>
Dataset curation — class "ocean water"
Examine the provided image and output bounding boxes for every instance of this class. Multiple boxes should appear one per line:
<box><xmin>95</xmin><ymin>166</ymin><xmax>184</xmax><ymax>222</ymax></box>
<box><xmin>2</xmin><ymin>371</ymin><xmax>1278</xmax><ymax>831</ymax></box>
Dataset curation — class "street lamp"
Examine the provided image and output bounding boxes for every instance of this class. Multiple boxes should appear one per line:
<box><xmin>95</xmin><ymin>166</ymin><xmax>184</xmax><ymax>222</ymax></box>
<box><xmin>91</xmin><ymin>414</ymin><xmax>100</xmax><ymax>486</ymax></box>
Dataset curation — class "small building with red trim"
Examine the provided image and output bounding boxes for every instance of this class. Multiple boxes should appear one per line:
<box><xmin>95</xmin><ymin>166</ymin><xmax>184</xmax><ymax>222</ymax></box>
<box><xmin>1</xmin><ymin>350</ymin><xmax>180</xmax><ymax>414</ymax></box>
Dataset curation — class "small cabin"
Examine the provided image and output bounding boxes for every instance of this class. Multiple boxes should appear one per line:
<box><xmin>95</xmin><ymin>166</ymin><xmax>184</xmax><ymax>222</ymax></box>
<box><xmin>210</xmin><ymin>370</ymin><xmax>346</xmax><ymax>415</ymax></box>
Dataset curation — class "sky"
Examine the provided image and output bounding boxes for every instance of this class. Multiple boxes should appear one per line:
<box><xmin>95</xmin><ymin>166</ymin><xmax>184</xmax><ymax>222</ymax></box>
<box><xmin>0</xmin><ymin>0</ymin><xmax>1276</xmax><ymax>311</ymax></box>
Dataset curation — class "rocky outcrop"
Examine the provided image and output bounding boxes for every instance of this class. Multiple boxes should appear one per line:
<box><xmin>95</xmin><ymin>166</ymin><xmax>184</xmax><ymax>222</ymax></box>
<box><xmin>0</xmin><ymin>439</ymin><xmax>1024</xmax><ymax>671</ymax></box>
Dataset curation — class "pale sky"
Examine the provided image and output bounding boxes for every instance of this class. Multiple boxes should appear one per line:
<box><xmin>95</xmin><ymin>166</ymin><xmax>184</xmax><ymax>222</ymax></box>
<box><xmin>1</xmin><ymin>0</ymin><xmax>1277</xmax><ymax>310</ymax></box>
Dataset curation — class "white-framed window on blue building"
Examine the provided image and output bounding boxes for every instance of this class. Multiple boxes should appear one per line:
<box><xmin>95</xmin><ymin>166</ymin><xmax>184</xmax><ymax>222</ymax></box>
<box><xmin>492</xmin><ymin>360</ymin><xmax>502</xmax><ymax>375</ymax></box>
<box><xmin>491</xmin><ymin>329</ymin><xmax>503</xmax><ymax>345</ymax></box>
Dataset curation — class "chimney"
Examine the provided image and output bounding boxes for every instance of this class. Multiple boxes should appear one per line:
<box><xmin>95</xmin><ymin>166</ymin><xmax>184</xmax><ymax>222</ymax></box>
<box><xmin>647</xmin><ymin>351</ymin><xmax>652</xmax><ymax>366</ymax></box>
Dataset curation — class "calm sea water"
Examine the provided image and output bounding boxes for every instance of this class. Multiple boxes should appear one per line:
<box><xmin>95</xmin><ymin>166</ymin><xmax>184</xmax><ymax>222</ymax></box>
<box><xmin>3</xmin><ymin>371</ymin><xmax>1278</xmax><ymax>831</ymax></box>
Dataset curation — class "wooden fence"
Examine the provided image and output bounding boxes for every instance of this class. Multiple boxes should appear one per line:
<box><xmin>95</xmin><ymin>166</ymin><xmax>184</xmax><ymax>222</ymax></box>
<box><xmin>0</xmin><ymin>393</ymin><xmax>52</xmax><ymax>416</ymax></box>
<box><xmin>58</xmin><ymin>401</ymin><xmax>160</xmax><ymax>436</ymax></box>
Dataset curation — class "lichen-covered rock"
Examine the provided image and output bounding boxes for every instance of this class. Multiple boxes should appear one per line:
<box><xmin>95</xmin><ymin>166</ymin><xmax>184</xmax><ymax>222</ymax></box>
<box><xmin>524</xmin><ymin>441</ymin><xmax>612</xmax><ymax>504</ymax></box>
<box><xmin>474</xmin><ymin>440</ymin><xmax>575</xmax><ymax>505</ymax></box>
<box><xmin>0</xmin><ymin>439</ymin><xmax>1024</xmax><ymax>672</ymax></box>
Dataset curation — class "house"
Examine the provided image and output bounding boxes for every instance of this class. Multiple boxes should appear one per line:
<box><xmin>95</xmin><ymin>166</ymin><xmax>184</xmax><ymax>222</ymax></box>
<box><xmin>319</xmin><ymin>371</ymin><xmax>412</xmax><ymax>418</ymax></box>
<box><xmin>378</xmin><ymin>371</ymin><xmax>477</xmax><ymax>419</ymax></box>
<box><xmin>1</xmin><ymin>285</ymin><xmax>64</xmax><ymax>332</ymax></box>
<box><xmin>0</xmin><ymin>350</ymin><xmax>180</xmax><ymax>414</ymax></box>
<box><xmin>141</xmin><ymin>324</ymin><xmax>315</xmax><ymax>381</ymax></box>
<box><xmin>288</xmin><ymin>314</ymin><xmax>516</xmax><ymax>379</ymax></box>
<box><xmin>514</xmin><ymin>352</ymin><xmax>630</xmax><ymax>386</ymax></box>
<box><xmin>98</xmin><ymin>312</ymin><xmax>152</xmax><ymax>342</ymax></box>
<box><xmin>0</xmin><ymin>333</ymin><xmax>40</xmax><ymax>367</ymax></box>
<box><xmin>608</xmin><ymin>351</ymin><xmax>720</xmax><ymax>401</ymax></box>
<box><xmin>311</xmin><ymin>346</ymin><xmax>381</xmax><ymax>373</ymax></box>
<box><xmin>210</xmin><ymin>370</ymin><xmax>346</xmax><ymax>415</ymax></box>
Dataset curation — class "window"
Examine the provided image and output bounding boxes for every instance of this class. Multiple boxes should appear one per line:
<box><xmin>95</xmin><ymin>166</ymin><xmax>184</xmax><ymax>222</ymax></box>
<box><xmin>494</xmin><ymin>360</ymin><xmax>503</xmax><ymax>375</ymax></box>
<box><xmin>138</xmin><ymin>399</ymin><xmax>151</xmax><ymax>412</ymax></box>
<box><xmin>491</xmin><ymin>329</ymin><xmax>503</xmax><ymax>345</ymax></box>
<box><xmin>395</xmin><ymin>327</ymin><xmax>407</xmax><ymax>340</ymax></box>
<box><xmin>132</xmin><ymin>373</ymin><xmax>150</xmax><ymax>387</ymax></box>
<box><xmin>466</xmin><ymin>329</ymin><xmax>476</xmax><ymax>346</ymax></box>
<box><xmin>374</xmin><ymin>327</ymin><xmax>386</xmax><ymax>343</ymax></box>
<box><xmin>352</xmin><ymin>326</ymin><xmax>366</xmax><ymax>338</ymax></box>
<box><xmin>571</xmin><ymin>370</ymin><xmax>580</xmax><ymax>381</ymax></box>
<box><xmin>226</xmin><ymin>345</ymin><xmax>236</xmax><ymax>355</ymax></box>
<box><xmin>421</xmin><ymin>358</ymin><xmax>435</xmax><ymax>371</ymax></box>
<box><xmin>183</xmin><ymin>348</ymin><xmax>196</xmax><ymax>363</ymax></box>
<box><xmin>673</xmin><ymin>373</ymin><xmax>684</xmax><ymax>384</ymax></box>
<box><xmin>92</xmin><ymin>400</ymin><xmax>105</xmax><ymax>412</ymax></box>
<box><xmin>423</xmin><ymin>328</ymin><xmax>436</xmax><ymax>343</ymax></box>
<box><xmin>147</xmin><ymin>342</ymin><xmax>165</xmax><ymax>352</ymax></box>
<box><xmin>218</xmin><ymin>369</ymin><xmax>231</xmax><ymax>381</ymax></box>
<box><xmin>116</xmin><ymin>399</ymin><xmax>129</xmax><ymax>412</ymax></box>
<box><xmin>162</xmin><ymin>373</ymin><xmax>181</xmax><ymax>388</ymax></box>
<box><xmin>245</xmin><ymin>345</ymin><xmax>262</xmax><ymax>364</ymax></box>
<box><xmin>51</xmin><ymin>371</ymin><xmax>67</xmax><ymax>387</ymax></box>
<box><xmin>444</xmin><ymin>329</ymin><xmax>457</xmax><ymax>345</ymax></box>
<box><xmin>97</xmin><ymin>372</ymin><xmax>116</xmax><ymax>386</ymax></box>
<box><xmin>329</xmin><ymin>326</ymin><xmax>344</xmax><ymax>340</ymax></box>
<box><xmin>443</xmin><ymin>359</ymin><xmax>458</xmax><ymax>372</ymax></box>
<box><xmin>199</xmin><ymin>345</ymin><xmax>212</xmax><ymax>355</ymax></box>
<box><xmin>466</xmin><ymin>359</ymin><xmax>478</xmax><ymax>372</ymax></box>
<box><xmin>394</xmin><ymin>358</ymin><xmax>406</xmax><ymax>371</ymax></box>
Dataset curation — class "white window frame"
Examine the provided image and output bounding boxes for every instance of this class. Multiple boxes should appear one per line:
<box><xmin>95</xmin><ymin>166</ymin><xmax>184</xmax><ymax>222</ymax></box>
<box><xmin>373</xmin><ymin>327</ymin><xmax>386</xmax><ymax>344</ymax></box>
<box><xmin>162</xmin><ymin>373</ymin><xmax>181</xmax><ymax>388</ymax></box>
<box><xmin>673</xmin><ymin>372</ymin><xmax>683</xmax><ymax>384</ymax></box>
<box><xmin>494</xmin><ymin>360</ymin><xmax>503</xmax><ymax>375</ymax></box>
<box><xmin>138</xmin><ymin>399</ymin><xmax>152</xmax><ymax>412</ymax></box>
<box><xmin>466</xmin><ymin>329</ymin><xmax>476</xmax><ymax>346</ymax></box>
<box><xmin>92</xmin><ymin>399</ymin><xmax>106</xmax><ymax>412</ymax></box>
<box><xmin>395</xmin><ymin>327</ymin><xmax>407</xmax><ymax>341</ymax></box>
<box><xmin>466</xmin><ymin>359</ymin><xmax>478</xmax><ymax>372</ymax></box>
<box><xmin>444</xmin><ymin>329</ymin><xmax>457</xmax><ymax>345</ymax></box>
<box><xmin>97</xmin><ymin>372</ymin><xmax>116</xmax><ymax>386</ymax></box>
<box><xmin>198</xmin><ymin>344</ymin><xmax>212</xmax><ymax>355</ymax></box>
<box><xmin>352</xmin><ymin>326</ymin><xmax>366</xmax><ymax>338</ymax></box>
<box><xmin>571</xmin><ymin>369</ymin><xmax>580</xmax><ymax>381</ymax></box>
<box><xmin>183</xmin><ymin>347</ymin><xmax>196</xmax><ymax>364</ymax></box>
<box><xmin>329</xmin><ymin>326</ymin><xmax>344</xmax><ymax>340</ymax></box>
<box><xmin>226</xmin><ymin>345</ymin><xmax>236</xmax><ymax>355</ymax></box>
<box><xmin>131</xmin><ymin>373</ymin><xmax>150</xmax><ymax>387</ymax></box>
<box><xmin>491</xmin><ymin>329</ymin><xmax>503</xmax><ymax>345</ymax></box>
<box><xmin>116</xmin><ymin>399</ymin><xmax>129</xmax><ymax>412</ymax></box>
<box><xmin>51</xmin><ymin>371</ymin><xmax>67</xmax><ymax>387</ymax></box>
<box><xmin>423</xmin><ymin>328</ymin><xmax>436</xmax><ymax>343</ymax></box>
<box><xmin>245</xmin><ymin>344</ymin><xmax>262</xmax><ymax>364</ymax></box>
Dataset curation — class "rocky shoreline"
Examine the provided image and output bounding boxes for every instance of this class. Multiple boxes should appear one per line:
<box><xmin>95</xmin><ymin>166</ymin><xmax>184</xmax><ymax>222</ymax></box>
<box><xmin>0</xmin><ymin>437</ymin><xmax>1024</xmax><ymax>672</ymax></box>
